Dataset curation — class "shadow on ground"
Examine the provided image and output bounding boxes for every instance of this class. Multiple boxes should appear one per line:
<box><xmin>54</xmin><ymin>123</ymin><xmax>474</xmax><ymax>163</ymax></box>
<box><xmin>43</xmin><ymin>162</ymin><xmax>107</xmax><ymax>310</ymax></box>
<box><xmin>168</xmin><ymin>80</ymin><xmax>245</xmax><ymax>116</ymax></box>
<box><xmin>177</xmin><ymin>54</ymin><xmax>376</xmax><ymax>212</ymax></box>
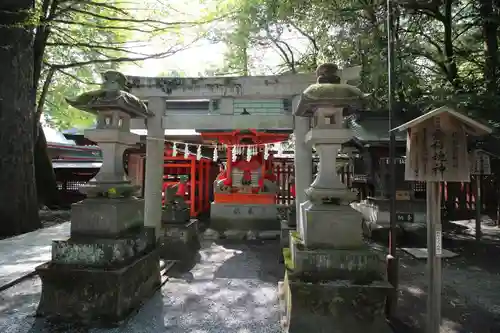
<box><xmin>0</xmin><ymin>240</ymin><xmax>283</xmax><ymax>333</ymax></box>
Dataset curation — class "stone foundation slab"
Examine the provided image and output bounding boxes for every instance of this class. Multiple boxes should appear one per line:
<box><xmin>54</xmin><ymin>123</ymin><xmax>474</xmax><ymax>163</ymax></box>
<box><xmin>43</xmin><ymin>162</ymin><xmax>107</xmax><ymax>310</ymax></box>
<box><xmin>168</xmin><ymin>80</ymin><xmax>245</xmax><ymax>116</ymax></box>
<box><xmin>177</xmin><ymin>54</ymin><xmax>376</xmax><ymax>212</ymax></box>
<box><xmin>159</xmin><ymin>220</ymin><xmax>200</xmax><ymax>263</ymax></box>
<box><xmin>210</xmin><ymin>202</ymin><xmax>279</xmax><ymax>231</ymax></box>
<box><xmin>279</xmin><ymin>273</ymin><xmax>392</xmax><ymax>333</ymax></box>
<box><xmin>288</xmin><ymin>235</ymin><xmax>386</xmax><ymax>282</ymax></box>
<box><xmin>35</xmin><ymin>249</ymin><xmax>160</xmax><ymax>327</ymax></box>
<box><xmin>161</xmin><ymin>207</ymin><xmax>190</xmax><ymax>224</ymax></box>
<box><xmin>200</xmin><ymin>228</ymin><xmax>281</xmax><ymax>241</ymax></box>
<box><xmin>71</xmin><ymin>198</ymin><xmax>144</xmax><ymax>236</ymax></box>
<box><xmin>52</xmin><ymin>227</ymin><xmax>155</xmax><ymax>267</ymax></box>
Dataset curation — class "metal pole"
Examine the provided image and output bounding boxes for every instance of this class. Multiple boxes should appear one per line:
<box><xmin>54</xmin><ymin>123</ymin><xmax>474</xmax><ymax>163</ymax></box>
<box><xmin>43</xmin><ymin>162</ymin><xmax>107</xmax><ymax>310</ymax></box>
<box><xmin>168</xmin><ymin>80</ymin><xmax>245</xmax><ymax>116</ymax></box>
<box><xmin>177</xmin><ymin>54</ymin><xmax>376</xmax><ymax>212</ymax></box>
<box><xmin>386</xmin><ymin>0</ymin><xmax>399</xmax><ymax>318</ymax></box>
<box><xmin>427</xmin><ymin>181</ymin><xmax>442</xmax><ymax>333</ymax></box>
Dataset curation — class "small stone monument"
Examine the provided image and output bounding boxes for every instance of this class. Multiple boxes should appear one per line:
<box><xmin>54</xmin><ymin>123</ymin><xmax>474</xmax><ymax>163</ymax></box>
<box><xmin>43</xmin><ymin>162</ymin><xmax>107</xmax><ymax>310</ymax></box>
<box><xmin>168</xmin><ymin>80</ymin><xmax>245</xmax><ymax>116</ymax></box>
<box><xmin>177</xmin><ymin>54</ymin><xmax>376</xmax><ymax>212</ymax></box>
<box><xmin>279</xmin><ymin>64</ymin><xmax>392</xmax><ymax>332</ymax></box>
<box><xmin>160</xmin><ymin>175</ymin><xmax>200</xmax><ymax>266</ymax></box>
<box><xmin>35</xmin><ymin>71</ymin><xmax>161</xmax><ymax>326</ymax></box>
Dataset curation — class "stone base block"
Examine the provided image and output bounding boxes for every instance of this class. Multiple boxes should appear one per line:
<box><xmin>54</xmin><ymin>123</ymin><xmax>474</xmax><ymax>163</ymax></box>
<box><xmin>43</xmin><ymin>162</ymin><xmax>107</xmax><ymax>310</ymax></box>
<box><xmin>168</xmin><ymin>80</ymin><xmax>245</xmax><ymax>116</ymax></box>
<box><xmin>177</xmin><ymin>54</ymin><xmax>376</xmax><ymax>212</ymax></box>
<box><xmin>71</xmin><ymin>198</ymin><xmax>144</xmax><ymax>236</ymax></box>
<box><xmin>301</xmin><ymin>203</ymin><xmax>363</xmax><ymax>248</ymax></box>
<box><xmin>35</xmin><ymin>249</ymin><xmax>161</xmax><ymax>327</ymax></box>
<box><xmin>200</xmin><ymin>228</ymin><xmax>281</xmax><ymax>241</ymax></box>
<box><xmin>280</xmin><ymin>220</ymin><xmax>295</xmax><ymax>248</ymax></box>
<box><xmin>52</xmin><ymin>227</ymin><xmax>156</xmax><ymax>267</ymax></box>
<box><xmin>279</xmin><ymin>273</ymin><xmax>392</xmax><ymax>333</ymax></box>
<box><xmin>287</xmin><ymin>208</ymin><xmax>297</xmax><ymax>227</ymax></box>
<box><xmin>287</xmin><ymin>234</ymin><xmax>386</xmax><ymax>283</ymax></box>
<box><xmin>210</xmin><ymin>202</ymin><xmax>279</xmax><ymax>231</ymax></box>
<box><xmin>161</xmin><ymin>207</ymin><xmax>190</xmax><ymax>224</ymax></box>
<box><xmin>159</xmin><ymin>220</ymin><xmax>200</xmax><ymax>263</ymax></box>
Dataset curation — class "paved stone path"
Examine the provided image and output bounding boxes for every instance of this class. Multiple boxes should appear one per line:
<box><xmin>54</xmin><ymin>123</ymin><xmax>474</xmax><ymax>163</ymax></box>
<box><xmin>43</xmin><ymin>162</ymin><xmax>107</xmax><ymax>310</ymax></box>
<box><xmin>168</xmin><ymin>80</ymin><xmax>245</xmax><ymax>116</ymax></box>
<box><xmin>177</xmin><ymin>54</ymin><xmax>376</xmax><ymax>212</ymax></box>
<box><xmin>0</xmin><ymin>240</ymin><xmax>284</xmax><ymax>333</ymax></box>
<box><xmin>0</xmin><ymin>223</ymin><xmax>70</xmax><ymax>288</ymax></box>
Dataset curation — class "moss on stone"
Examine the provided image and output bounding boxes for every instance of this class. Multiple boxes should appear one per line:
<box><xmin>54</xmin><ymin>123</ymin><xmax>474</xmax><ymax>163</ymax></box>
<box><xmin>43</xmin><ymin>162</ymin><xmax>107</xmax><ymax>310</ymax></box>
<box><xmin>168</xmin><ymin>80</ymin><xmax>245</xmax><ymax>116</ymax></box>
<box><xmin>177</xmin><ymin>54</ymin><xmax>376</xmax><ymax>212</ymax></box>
<box><xmin>290</xmin><ymin>231</ymin><xmax>301</xmax><ymax>242</ymax></box>
<box><xmin>303</xmin><ymin>83</ymin><xmax>364</xmax><ymax>100</ymax></box>
<box><xmin>283</xmin><ymin>247</ymin><xmax>294</xmax><ymax>270</ymax></box>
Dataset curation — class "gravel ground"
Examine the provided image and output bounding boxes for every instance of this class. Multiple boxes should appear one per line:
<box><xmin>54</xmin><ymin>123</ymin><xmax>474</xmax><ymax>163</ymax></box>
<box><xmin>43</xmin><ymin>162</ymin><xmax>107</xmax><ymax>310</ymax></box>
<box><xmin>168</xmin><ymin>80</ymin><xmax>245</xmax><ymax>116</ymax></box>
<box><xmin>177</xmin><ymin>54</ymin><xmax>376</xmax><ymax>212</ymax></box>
<box><xmin>3</xmin><ymin>229</ymin><xmax>500</xmax><ymax>333</ymax></box>
<box><xmin>0</xmin><ymin>240</ymin><xmax>284</xmax><ymax>333</ymax></box>
<box><xmin>395</xmin><ymin>233</ymin><xmax>500</xmax><ymax>333</ymax></box>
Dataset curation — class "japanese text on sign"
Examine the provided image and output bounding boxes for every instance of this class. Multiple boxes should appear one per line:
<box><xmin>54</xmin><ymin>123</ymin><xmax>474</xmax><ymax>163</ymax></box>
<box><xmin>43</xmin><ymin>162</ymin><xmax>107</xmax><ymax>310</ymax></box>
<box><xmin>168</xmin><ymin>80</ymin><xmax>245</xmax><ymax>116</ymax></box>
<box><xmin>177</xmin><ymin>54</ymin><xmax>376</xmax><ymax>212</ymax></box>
<box><xmin>435</xmin><ymin>230</ymin><xmax>442</xmax><ymax>256</ymax></box>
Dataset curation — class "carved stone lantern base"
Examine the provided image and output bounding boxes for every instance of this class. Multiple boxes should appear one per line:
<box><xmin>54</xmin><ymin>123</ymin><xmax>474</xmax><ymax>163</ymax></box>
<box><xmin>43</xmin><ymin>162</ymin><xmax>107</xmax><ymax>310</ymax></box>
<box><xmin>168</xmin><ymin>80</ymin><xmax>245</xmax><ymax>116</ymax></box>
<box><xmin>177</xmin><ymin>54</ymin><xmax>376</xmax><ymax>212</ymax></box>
<box><xmin>36</xmin><ymin>246</ymin><xmax>160</xmax><ymax>326</ymax></box>
<box><xmin>36</xmin><ymin>71</ymin><xmax>160</xmax><ymax>326</ymax></box>
<box><xmin>281</xmin><ymin>63</ymin><xmax>391</xmax><ymax>332</ymax></box>
<box><xmin>279</xmin><ymin>228</ymin><xmax>392</xmax><ymax>333</ymax></box>
<box><xmin>35</xmin><ymin>197</ymin><xmax>161</xmax><ymax>326</ymax></box>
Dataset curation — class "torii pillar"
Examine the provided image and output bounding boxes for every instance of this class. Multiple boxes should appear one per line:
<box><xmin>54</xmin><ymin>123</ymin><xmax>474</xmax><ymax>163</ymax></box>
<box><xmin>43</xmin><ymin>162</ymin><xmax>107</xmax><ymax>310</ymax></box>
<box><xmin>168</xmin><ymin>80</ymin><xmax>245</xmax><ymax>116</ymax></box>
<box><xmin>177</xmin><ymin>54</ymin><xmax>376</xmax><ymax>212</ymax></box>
<box><xmin>143</xmin><ymin>97</ymin><xmax>166</xmax><ymax>239</ymax></box>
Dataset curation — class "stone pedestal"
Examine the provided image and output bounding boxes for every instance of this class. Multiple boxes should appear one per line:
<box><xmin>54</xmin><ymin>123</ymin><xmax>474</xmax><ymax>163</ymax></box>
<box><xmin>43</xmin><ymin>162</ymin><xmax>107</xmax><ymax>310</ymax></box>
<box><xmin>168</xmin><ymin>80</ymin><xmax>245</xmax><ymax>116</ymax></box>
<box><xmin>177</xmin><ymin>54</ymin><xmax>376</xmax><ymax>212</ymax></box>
<box><xmin>282</xmin><ymin>68</ymin><xmax>391</xmax><ymax>332</ymax></box>
<box><xmin>279</xmin><ymin>277</ymin><xmax>390</xmax><ymax>333</ymax></box>
<box><xmin>36</xmin><ymin>248</ymin><xmax>160</xmax><ymax>326</ymax></box>
<box><xmin>280</xmin><ymin>207</ymin><xmax>297</xmax><ymax>252</ymax></box>
<box><xmin>210</xmin><ymin>202</ymin><xmax>280</xmax><ymax>231</ymax></box>
<box><xmin>280</xmin><ymin>226</ymin><xmax>392</xmax><ymax>333</ymax></box>
<box><xmin>42</xmin><ymin>72</ymin><xmax>161</xmax><ymax>326</ymax></box>
<box><xmin>280</xmin><ymin>220</ymin><xmax>295</xmax><ymax>249</ymax></box>
<box><xmin>159</xmin><ymin>209</ymin><xmax>200</xmax><ymax>266</ymax></box>
<box><xmin>36</xmin><ymin>198</ymin><xmax>161</xmax><ymax>326</ymax></box>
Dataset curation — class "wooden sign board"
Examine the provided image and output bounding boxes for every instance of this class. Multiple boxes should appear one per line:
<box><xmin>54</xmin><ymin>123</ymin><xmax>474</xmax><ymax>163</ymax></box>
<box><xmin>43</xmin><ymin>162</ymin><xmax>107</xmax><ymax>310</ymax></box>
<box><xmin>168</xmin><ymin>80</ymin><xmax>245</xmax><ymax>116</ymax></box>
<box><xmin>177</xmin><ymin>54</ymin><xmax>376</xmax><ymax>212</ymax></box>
<box><xmin>404</xmin><ymin>113</ymin><xmax>470</xmax><ymax>182</ymax></box>
<box><xmin>470</xmin><ymin>150</ymin><xmax>491</xmax><ymax>175</ymax></box>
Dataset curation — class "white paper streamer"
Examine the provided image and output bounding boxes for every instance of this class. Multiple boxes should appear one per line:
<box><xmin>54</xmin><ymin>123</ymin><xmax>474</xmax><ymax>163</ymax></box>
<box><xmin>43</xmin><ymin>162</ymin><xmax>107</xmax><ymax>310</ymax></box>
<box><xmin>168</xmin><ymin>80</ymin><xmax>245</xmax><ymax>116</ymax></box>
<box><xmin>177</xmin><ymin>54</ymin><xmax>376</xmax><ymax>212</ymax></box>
<box><xmin>172</xmin><ymin>142</ymin><xmax>178</xmax><ymax>157</ymax></box>
<box><xmin>213</xmin><ymin>147</ymin><xmax>218</xmax><ymax>161</ymax></box>
<box><xmin>246</xmin><ymin>146</ymin><xmax>252</xmax><ymax>161</ymax></box>
<box><xmin>196</xmin><ymin>145</ymin><xmax>202</xmax><ymax>160</ymax></box>
<box><xmin>264</xmin><ymin>144</ymin><xmax>270</xmax><ymax>160</ymax></box>
<box><xmin>277</xmin><ymin>143</ymin><xmax>283</xmax><ymax>155</ymax></box>
<box><xmin>231</xmin><ymin>147</ymin><xmax>237</xmax><ymax>162</ymax></box>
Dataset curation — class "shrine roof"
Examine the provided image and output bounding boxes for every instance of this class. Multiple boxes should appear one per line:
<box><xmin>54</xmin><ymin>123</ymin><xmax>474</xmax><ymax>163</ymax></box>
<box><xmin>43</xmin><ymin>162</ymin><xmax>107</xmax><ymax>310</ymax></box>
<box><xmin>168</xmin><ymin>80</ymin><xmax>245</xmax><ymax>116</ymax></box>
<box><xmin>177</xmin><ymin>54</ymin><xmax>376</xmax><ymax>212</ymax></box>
<box><xmin>392</xmin><ymin>106</ymin><xmax>492</xmax><ymax>136</ymax></box>
<box><xmin>195</xmin><ymin>129</ymin><xmax>292</xmax><ymax>134</ymax></box>
<box><xmin>347</xmin><ymin>115</ymin><xmax>407</xmax><ymax>144</ymax></box>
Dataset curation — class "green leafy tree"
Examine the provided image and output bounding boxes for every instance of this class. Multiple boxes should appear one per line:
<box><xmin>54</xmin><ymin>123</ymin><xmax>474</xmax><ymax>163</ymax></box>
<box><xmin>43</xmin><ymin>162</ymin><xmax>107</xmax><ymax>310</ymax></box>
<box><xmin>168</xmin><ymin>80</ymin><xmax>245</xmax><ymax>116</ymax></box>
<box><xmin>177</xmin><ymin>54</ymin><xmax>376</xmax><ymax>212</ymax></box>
<box><xmin>0</xmin><ymin>0</ymin><xmax>218</xmax><ymax>236</ymax></box>
<box><xmin>216</xmin><ymin>0</ymin><xmax>500</xmax><ymax>123</ymax></box>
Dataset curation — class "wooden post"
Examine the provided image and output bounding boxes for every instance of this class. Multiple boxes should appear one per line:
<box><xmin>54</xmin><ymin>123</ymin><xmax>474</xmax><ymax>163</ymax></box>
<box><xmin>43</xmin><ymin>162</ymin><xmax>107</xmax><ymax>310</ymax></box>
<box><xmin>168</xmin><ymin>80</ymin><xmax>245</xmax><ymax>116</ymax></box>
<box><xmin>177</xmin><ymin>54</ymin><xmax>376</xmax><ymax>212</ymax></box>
<box><xmin>476</xmin><ymin>174</ymin><xmax>482</xmax><ymax>241</ymax></box>
<box><xmin>190</xmin><ymin>159</ymin><xmax>196</xmax><ymax>217</ymax></box>
<box><xmin>393</xmin><ymin>106</ymin><xmax>492</xmax><ymax>333</ymax></box>
<box><xmin>198</xmin><ymin>160</ymin><xmax>203</xmax><ymax>216</ymax></box>
<box><xmin>426</xmin><ymin>181</ymin><xmax>442</xmax><ymax>333</ymax></box>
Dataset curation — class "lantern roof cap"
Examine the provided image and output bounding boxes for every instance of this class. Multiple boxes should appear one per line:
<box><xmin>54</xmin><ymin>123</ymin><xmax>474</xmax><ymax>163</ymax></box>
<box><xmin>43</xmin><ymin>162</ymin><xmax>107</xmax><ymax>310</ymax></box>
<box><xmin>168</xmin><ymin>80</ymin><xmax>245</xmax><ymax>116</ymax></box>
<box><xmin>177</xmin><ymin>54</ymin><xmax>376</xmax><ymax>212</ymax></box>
<box><xmin>294</xmin><ymin>63</ymin><xmax>368</xmax><ymax>116</ymax></box>
<box><xmin>392</xmin><ymin>106</ymin><xmax>492</xmax><ymax>136</ymax></box>
<box><xmin>66</xmin><ymin>71</ymin><xmax>153</xmax><ymax>118</ymax></box>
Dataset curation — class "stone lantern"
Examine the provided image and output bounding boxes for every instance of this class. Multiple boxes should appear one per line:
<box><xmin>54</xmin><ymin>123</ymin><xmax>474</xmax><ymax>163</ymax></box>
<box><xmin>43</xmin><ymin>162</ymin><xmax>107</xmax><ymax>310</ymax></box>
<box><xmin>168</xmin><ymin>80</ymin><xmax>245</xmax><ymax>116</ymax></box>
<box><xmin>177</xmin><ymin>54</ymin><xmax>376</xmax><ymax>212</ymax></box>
<box><xmin>35</xmin><ymin>71</ymin><xmax>161</xmax><ymax>326</ymax></box>
<box><xmin>279</xmin><ymin>64</ymin><xmax>392</xmax><ymax>333</ymax></box>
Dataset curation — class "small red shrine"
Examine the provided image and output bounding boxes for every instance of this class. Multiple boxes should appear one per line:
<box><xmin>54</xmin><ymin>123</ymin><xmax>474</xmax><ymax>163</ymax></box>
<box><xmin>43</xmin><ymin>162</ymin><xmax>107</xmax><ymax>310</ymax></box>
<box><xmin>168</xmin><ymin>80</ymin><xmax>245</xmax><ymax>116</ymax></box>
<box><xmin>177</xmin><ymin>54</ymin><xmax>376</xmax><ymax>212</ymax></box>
<box><xmin>200</xmin><ymin>129</ymin><xmax>289</xmax><ymax>230</ymax></box>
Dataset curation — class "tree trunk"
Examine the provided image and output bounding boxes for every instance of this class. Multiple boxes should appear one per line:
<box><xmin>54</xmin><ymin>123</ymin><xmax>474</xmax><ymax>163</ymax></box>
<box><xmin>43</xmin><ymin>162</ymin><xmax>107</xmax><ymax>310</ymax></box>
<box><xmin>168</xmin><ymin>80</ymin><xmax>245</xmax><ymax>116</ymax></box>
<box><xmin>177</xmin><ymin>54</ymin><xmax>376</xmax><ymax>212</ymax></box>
<box><xmin>479</xmin><ymin>0</ymin><xmax>499</xmax><ymax>94</ymax></box>
<box><xmin>0</xmin><ymin>0</ymin><xmax>41</xmax><ymax>236</ymax></box>
<box><xmin>443</xmin><ymin>0</ymin><xmax>460</xmax><ymax>89</ymax></box>
<box><xmin>35</xmin><ymin>123</ymin><xmax>60</xmax><ymax>208</ymax></box>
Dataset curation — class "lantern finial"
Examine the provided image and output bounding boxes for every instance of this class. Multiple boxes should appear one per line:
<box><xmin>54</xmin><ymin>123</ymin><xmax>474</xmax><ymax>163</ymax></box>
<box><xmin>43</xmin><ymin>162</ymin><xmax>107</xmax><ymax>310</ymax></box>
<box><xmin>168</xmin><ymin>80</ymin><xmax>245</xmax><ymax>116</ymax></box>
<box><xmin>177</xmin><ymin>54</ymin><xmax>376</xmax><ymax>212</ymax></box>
<box><xmin>315</xmin><ymin>63</ymin><xmax>341</xmax><ymax>84</ymax></box>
